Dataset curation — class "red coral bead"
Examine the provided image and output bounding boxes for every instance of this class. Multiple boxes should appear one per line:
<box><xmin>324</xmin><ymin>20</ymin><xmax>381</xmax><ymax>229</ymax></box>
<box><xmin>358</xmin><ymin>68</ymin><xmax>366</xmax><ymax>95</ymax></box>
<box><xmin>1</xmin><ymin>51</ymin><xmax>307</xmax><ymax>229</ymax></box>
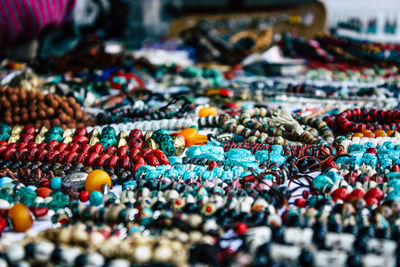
<box><xmin>234</xmin><ymin>222</ymin><xmax>248</xmax><ymax>235</ymax></box>
<box><xmin>152</xmin><ymin>149</ymin><xmax>169</xmax><ymax>165</ymax></box>
<box><xmin>92</xmin><ymin>143</ymin><xmax>104</xmax><ymax>154</ymax></box>
<box><xmin>294</xmin><ymin>198</ymin><xmax>307</xmax><ymax>207</ymax></box>
<box><xmin>208</xmin><ymin>160</ymin><xmax>218</xmax><ymax>171</ymax></box>
<box><xmin>366</xmin><ymin>148</ymin><xmax>377</xmax><ymax>156</ymax></box>
<box><xmin>391</xmin><ymin>165</ymin><xmax>400</xmax><ymax>172</ymax></box>
<box><xmin>132</xmin><ymin>162</ymin><xmax>145</xmax><ymax>174</ymax></box>
<box><xmin>69</xmin><ymin>143</ymin><xmax>80</xmax><ymax>153</ymax></box>
<box><xmin>322</xmin><ymin>160</ymin><xmax>337</xmax><ymax>171</ymax></box>
<box><xmin>76</xmin><ymin>153</ymin><xmax>87</xmax><ymax>163</ymax></box>
<box><xmin>26</xmin><ymin>147</ymin><xmax>38</xmax><ymax>161</ymax></box>
<box><xmin>36</xmin><ymin>149</ymin><xmax>48</xmax><ymax>162</ymax></box>
<box><xmin>72</xmin><ymin>135</ymin><xmax>89</xmax><ymax>145</ymax></box>
<box><xmin>129</xmin><ymin>138</ymin><xmax>143</xmax><ymax>149</ymax></box>
<box><xmin>365</xmin><ymin>197</ymin><xmax>378</xmax><ymax>207</ymax></box>
<box><xmin>121</xmin><ymin>155</ymin><xmax>131</xmax><ymax>169</ymax></box>
<box><xmin>86</xmin><ymin>152</ymin><xmax>99</xmax><ymax>166</ymax></box>
<box><xmin>348</xmin><ymin>188</ymin><xmax>365</xmax><ymax>200</ymax></box>
<box><xmin>365</xmin><ymin>188</ymin><xmax>384</xmax><ymax>201</ymax></box>
<box><xmin>23</xmin><ymin>125</ymin><xmax>36</xmax><ymax>135</ymax></box>
<box><xmin>129</xmin><ymin>129</ymin><xmax>143</xmax><ymax>140</ymax></box>
<box><xmin>133</xmin><ymin>156</ymin><xmax>146</xmax><ymax>165</ymax></box>
<box><xmin>140</xmin><ymin>148</ymin><xmax>152</xmax><ymax>157</ymax></box>
<box><xmin>65</xmin><ymin>151</ymin><xmax>78</xmax><ymax>164</ymax></box>
<box><xmin>144</xmin><ymin>154</ymin><xmax>159</xmax><ymax>166</ymax></box>
<box><xmin>3</xmin><ymin>147</ymin><xmax>16</xmax><ymax>160</ymax></box>
<box><xmin>79</xmin><ymin>190</ymin><xmax>90</xmax><ymax>202</ymax></box>
<box><xmin>56</xmin><ymin>143</ymin><xmax>68</xmax><ymax>153</ymax></box>
<box><xmin>108</xmin><ymin>155</ymin><xmax>120</xmax><ymax>168</ymax></box>
<box><xmin>46</xmin><ymin>151</ymin><xmax>60</xmax><ymax>163</ymax></box>
<box><xmin>97</xmin><ymin>153</ymin><xmax>111</xmax><ymax>167</ymax></box>
<box><xmin>129</xmin><ymin>148</ymin><xmax>141</xmax><ymax>160</ymax></box>
<box><xmin>105</xmin><ymin>146</ymin><xmax>117</xmax><ymax>155</ymax></box>
<box><xmin>118</xmin><ymin>146</ymin><xmax>129</xmax><ymax>158</ymax></box>
<box><xmin>75</xmin><ymin>127</ymin><xmax>87</xmax><ymax>136</ymax></box>
<box><xmin>332</xmin><ymin>187</ymin><xmax>348</xmax><ymax>200</ymax></box>
<box><xmin>47</xmin><ymin>140</ymin><xmax>59</xmax><ymax>151</ymax></box>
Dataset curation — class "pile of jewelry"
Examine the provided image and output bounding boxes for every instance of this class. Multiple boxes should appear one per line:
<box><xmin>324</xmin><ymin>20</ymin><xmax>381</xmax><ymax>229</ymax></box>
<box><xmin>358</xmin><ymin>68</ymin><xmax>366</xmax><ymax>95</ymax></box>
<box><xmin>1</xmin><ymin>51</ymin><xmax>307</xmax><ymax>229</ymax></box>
<box><xmin>1</xmin><ymin>31</ymin><xmax>400</xmax><ymax>267</ymax></box>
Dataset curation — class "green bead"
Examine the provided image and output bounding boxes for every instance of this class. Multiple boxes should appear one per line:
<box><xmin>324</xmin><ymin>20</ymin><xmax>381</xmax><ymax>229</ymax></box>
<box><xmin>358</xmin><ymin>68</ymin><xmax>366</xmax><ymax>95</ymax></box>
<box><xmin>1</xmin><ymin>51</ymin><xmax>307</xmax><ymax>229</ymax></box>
<box><xmin>50</xmin><ymin>177</ymin><xmax>62</xmax><ymax>190</ymax></box>
<box><xmin>89</xmin><ymin>191</ymin><xmax>103</xmax><ymax>206</ymax></box>
<box><xmin>49</xmin><ymin>126</ymin><xmax>63</xmax><ymax>135</ymax></box>
<box><xmin>101</xmin><ymin>126</ymin><xmax>116</xmax><ymax>138</ymax></box>
<box><xmin>0</xmin><ymin>124</ymin><xmax>11</xmax><ymax>134</ymax></box>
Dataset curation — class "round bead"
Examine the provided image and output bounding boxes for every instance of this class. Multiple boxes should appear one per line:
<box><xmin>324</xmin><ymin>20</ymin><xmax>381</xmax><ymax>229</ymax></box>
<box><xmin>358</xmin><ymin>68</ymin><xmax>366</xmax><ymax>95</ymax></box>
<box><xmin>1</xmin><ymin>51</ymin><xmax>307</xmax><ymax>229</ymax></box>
<box><xmin>50</xmin><ymin>177</ymin><xmax>62</xmax><ymax>190</ymax></box>
<box><xmin>8</xmin><ymin>203</ymin><xmax>33</xmax><ymax>232</ymax></box>
<box><xmin>89</xmin><ymin>191</ymin><xmax>103</xmax><ymax>206</ymax></box>
<box><xmin>373</xmin><ymin>130</ymin><xmax>387</xmax><ymax>137</ymax></box>
<box><xmin>36</xmin><ymin>187</ymin><xmax>52</xmax><ymax>198</ymax></box>
<box><xmin>234</xmin><ymin>222</ymin><xmax>248</xmax><ymax>235</ymax></box>
<box><xmin>85</xmin><ymin>170</ymin><xmax>112</xmax><ymax>193</ymax></box>
<box><xmin>79</xmin><ymin>190</ymin><xmax>90</xmax><ymax>202</ymax></box>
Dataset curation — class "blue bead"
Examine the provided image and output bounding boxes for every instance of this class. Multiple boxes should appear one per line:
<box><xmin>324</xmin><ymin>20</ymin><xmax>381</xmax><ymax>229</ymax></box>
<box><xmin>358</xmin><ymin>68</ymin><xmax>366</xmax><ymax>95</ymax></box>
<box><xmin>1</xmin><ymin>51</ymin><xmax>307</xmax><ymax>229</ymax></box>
<box><xmin>50</xmin><ymin>177</ymin><xmax>62</xmax><ymax>190</ymax></box>
<box><xmin>0</xmin><ymin>177</ymin><xmax>13</xmax><ymax>186</ymax></box>
<box><xmin>89</xmin><ymin>191</ymin><xmax>103</xmax><ymax>206</ymax></box>
<box><xmin>26</xmin><ymin>185</ymin><xmax>38</xmax><ymax>191</ymax></box>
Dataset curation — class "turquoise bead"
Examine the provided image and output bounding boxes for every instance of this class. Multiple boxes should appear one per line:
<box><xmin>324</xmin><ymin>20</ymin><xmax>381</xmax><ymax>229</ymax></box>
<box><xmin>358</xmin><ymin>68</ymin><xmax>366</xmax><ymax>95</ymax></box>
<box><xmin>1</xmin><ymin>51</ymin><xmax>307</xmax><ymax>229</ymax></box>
<box><xmin>50</xmin><ymin>177</ymin><xmax>62</xmax><ymax>190</ymax></box>
<box><xmin>0</xmin><ymin>177</ymin><xmax>13</xmax><ymax>186</ymax></box>
<box><xmin>89</xmin><ymin>191</ymin><xmax>103</xmax><ymax>206</ymax></box>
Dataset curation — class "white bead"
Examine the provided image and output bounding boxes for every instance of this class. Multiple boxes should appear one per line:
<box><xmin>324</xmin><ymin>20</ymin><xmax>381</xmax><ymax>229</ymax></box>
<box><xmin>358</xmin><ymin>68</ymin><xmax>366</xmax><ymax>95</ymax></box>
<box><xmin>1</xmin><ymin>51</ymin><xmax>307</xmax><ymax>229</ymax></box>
<box><xmin>6</xmin><ymin>243</ymin><xmax>25</xmax><ymax>262</ymax></box>
<box><xmin>0</xmin><ymin>199</ymin><xmax>10</xmax><ymax>209</ymax></box>
<box><xmin>86</xmin><ymin>252</ymin><xmax>105</xmax><ymax>267</ymax></box>
<box><xmin>108</xmin><ymin>259</ymin><xmax>130</xmax><ymax>267</ymax></box>
<box><xmin>34</xmin><ymin>241</ymin><xmax>54</xmax><ymax>262</ymax></box>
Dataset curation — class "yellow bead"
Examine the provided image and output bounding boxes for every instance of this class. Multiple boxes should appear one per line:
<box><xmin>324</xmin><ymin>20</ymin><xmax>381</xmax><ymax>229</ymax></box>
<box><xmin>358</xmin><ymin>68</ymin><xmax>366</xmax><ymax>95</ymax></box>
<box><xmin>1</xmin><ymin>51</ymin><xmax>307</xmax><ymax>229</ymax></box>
<box><xmin>85</xmin><ymin>170</ymin><xmax>112</xmax><ymax>193</ymax></box>
<box><xmin>198</xmin><ymin>107</ymin><xmax>218</xmax><ymax>117</ymax></box>
<box><xmin>8</xmin><ymin>203</ymin><xmax>33</xmax><ymax>232</ymax></box>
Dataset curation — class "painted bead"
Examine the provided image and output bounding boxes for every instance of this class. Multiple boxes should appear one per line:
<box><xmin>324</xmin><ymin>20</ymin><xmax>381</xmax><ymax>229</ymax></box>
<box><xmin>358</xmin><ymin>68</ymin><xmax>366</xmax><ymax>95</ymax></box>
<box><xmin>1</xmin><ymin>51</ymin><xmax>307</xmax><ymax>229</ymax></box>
<box><xmin>85</xmin><ymin>170</ymin><xmax>112</xmax><ymax>193</ymax></box>
<box><xmin>8</xmin><ymin>203</ymin><xmax>33</xmax><ymax>232</ymax></box>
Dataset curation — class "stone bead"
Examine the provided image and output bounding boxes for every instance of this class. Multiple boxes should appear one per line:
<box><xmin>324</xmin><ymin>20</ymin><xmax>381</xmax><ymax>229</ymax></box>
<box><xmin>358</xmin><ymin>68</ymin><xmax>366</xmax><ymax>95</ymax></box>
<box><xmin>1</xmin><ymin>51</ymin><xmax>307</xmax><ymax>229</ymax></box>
<box><xmin>374</xmin><ymin>130</ymin><xmax>387</xmax><ymax>137</ymax></box>
<box><xmin>50</xmin><ymin>177</ymin><xmax>62</xmax><ymax>190</ymax></box>
<box><xmin>8</xmin><ymin>203</ymin><xmax>33</xmax><ymax>232</ymax></box>
<box><xmin>89</xmin><ymin>191</ymin><xmax>103</xmax><ymax>206</ymax></box>
<box><xmin>85</xmin><ymin>170</ymin><xmax>112</xmax><ymax>193</ymax></box>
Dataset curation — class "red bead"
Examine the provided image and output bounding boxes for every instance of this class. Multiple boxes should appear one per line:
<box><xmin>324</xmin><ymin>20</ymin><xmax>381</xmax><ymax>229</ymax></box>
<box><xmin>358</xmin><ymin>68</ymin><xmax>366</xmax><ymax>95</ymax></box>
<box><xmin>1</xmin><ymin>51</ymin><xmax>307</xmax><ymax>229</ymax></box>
<box><xmin>65</xmin><ymin>151</ymin><xmax>78</xmax><ymax>164</ymax></box>
<box><xmin>47</xmin><ymin>140</ymin><xmax>59</xmax><ymax>151</ymax></box>
<box><xmin>322</xmin><ymin>160</ymin><xmax>337</xmax><ymax>171</ymax></box>
<box><xmin>74</xmin><ymin>127</ymin><xmax>87</xmax><ymax>136</ymax></box>
<box><xmin>108</xmin><ymin>155</ymin><xmax>120</xmax><ymax>168</ymax></box>
<box><xmin>105</xmin><ymin>146</ymin><xmax>117</xmax><ymax>155</ymax></box>
<box><xmin>208</xmin><ymin>160</ymin><xmax>218</xmax><ymax>171</ymax></box>
<box><xmin>129</xmin><ymin>129</ymin><xmax>143</xmax><ymax>140</ymax></box>
<box><xmin>133</xmin><ymin>156</ymin><xmax>146</xmax><ymax>165</ymax></box>
<box><xmin>234</xmin><ymin>222</ymin><xmax>248</xmax><ymax>235</ymax></box>
<box><xmin>72</xmin><ymin>135</ymin><xmax>89</xmax><ymax>145</ymax></box>
<box><xmin>92</xmin><ymin>143</ymin><xmax>104</xmax><ymax>154</ymax></box>
<box><xmin>365</xmin><ymin>188</ymin><xmax>384</xmax><ymax>201</ymax></box>
<box><xmin>0</xmin><ymin>141</ymin><xmax>7</xmax><ymax>147</ymax></box>
<box><xmin>26</xmin><ymin>147</ymin><xmax>38</xmax><ymax>161</ymax></box>
<box><xmin>294</xmin><ymin>198</ymin><xmax>307</xmax><ymax>207</ymax></box>
<box><xmin>56</xmin><ymin>143</ymin><xmax>68</xmax><ymax>153</ymax></box>
<box><xmin>23</xmin><ymin>125</ymin><xmax>36</xmax><ymax>135</ymax></box>
<box><xmin>58</xmin><ymin>150</ymin><xmax>69</xmax><ymax>163</ymax></box>
<box><xmin>30</xmin><ymin>207</ymin><xmax>48</xmax><ymax>218</ymax></box>
<box><xmin>46</xmin><ymin>151</ymin><xmax>60</xmax><ymax>163</ymax></box>
<box><xmin>97</xmin><ymin>153</ymin><xmax>111</xmax><ymax>167</ymax></box>
<box><xmin>37</xmin><ymin>143</ymin><xmax>47</xmax><ymax>151</ymax></box>
<box><xmin>15</xmin><ymin>147</ymin><xmax>28</xmax><ymax>160</ymax></box>
<box><xmin>121</xmin><ymin>155</ymin><xmax>131</xmax><ymax>169</ymax></box>
<box><xmin>391</xmin><ymin>165</ymin><xmax>400</xmax><ymax>172</ymax></box>
<box><xmin>332</xmin><ymin>187</ymin><xmax>348</xmax><ymax>200</ymax></box>
<box><xmin>302</xmin><ymin>190</ymin><xmax>309</xmax><ymax>199</ymax></box>
<box><xmin>68</xmin><ymin>143</ymin><xmax>80</xmax><ymax>153</ymax></box>
<box><xmin>365</xmin><ymin>197</ymin><xmax>378</xmax><ymax>206</ymax></box>
<box><xmin>152</xmin><ymin>149</ymin><xmax>169</xmax><ymax>165</ymax></box>
<box><xmin>79</xmin><ymin>190</ymin><xmax>90</xmax><ymax>202</ymax></box>
<box><xmin>348</xmin><ymin>188</ymin><xmax>365</xmax><ymax>200</ymax></box>
<box><xmin>80</xmin><ymin>144</ymin><xmax>91</xmax><ymax>154</ymax></box>
<box><xmin>20</xmin><ymin>134</ymin><xmax>34</xmax><ymax>143</ymax></box>
<box><xmin>3</xmin><ymin>147</ymin><xmax>16</xmax><ymax>160</ymax></box>
<box><xmin>132</xmin><ymin>162</ymin><xmax>145</xmax><ymax>174</ymax></box>
<box><xmin>118</xmin><ymin>146</ymin><xmax>129</xmax><ymax>158</ymax></box>
<box><xmin>144</xmin><ymin>154</ymin><xmax>159</xmax><ymax>166</ymax></box>
<box><xmin>40</xmin><ymin>180</ymin><xmax>50</xmax><ymax>187</ymax></box>
<box><xmin>129</xmin><ymin>138</ymin><xmax>143</xmax><ymax>149</ymax></box>
<box><xmin>86</xmin><ymin>152</ymin><xmax>99</xmax><ymax>166</ymax></box>
<box><xmin>366</xmin><ymin>148</ymin><xmax>378</xmax><ymax>156</ymax></box>
<box><xmin>76</xmin><ymin>153</ymin><xmax>87</xmax><ymax>163</ymax></box>
<box><xmin>36</xmin><ymin>187</ymin><xmax>52</xmax><ymax>198</ymax></box>
<box><xmin>140</xmin><ymin>148</ymin><xmax>152</xmax><ymax>157</ymax></box>
<box><xmin>129</xmin><ymin>148</ymin><xmax>141</xmax><ymax>160</ymax></box>
<box><xmin>36</xmin><ymin>149</ymin><xmax>48</xmax><ymax>162</ymax></box>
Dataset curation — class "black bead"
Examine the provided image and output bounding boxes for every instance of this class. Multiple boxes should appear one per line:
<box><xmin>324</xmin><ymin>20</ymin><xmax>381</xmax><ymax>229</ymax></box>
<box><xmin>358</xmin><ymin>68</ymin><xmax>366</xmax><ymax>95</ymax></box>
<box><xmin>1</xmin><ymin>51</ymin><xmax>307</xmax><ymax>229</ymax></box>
<box><xmin>271</xmin><ymin>226</ymin><xmax>284</xmax><ymax>243</ymax></box>
<box><xmin>25</xmin><ymin>243</ymin><xmax>35</xmax><ymax>258</ymax></box>
<box><xmin>74</xmin><ymin>254</ymin><xmax>88</xmax><ymax>267</ymax></box>
<box><xmin>354</xmin><ymin>234</ymin><xmax>369</xmax><ymax>253</ymax></box>
<box><xmin>299</xmin><ymin>249</ymin><xmax>314</xmax><ymax>267</ymax></box>
<box><xmin>51</xmin><ymin>247</ymin><xmax>62</xmax><ymax>263</ymax></box>
<box><xmin>346</xmin><ymin>254</ymin><xmax>362</xmax><ymax>267</ymax></box>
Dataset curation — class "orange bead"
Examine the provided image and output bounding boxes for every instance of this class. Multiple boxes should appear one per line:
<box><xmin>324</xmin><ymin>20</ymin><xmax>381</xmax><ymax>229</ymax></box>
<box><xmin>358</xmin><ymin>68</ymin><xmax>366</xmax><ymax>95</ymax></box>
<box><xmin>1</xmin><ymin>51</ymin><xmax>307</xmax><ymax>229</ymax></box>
<box><xmin>175</xmin><ymin>128</ymin><xmax>208</xmax><ymax>147</ymax></box>
<box><xmin>363</xmin><ymin>132</ymin><xmax>375</xmax><ymax>138</ymax></box>
<box><xmin>387</xmin><ymin>130</ymin><xmax>395</xmax><ymax>136</ymax></box>
<box><xmin>352</xmin><ymin>132</ymin><xmax>364</xmax><ymax>138</ymax></box>
<box><xmin>8</xmin><ymin>203</ymin><xmax>33</xmax><ymax>232</ymax></box>
<box><xmin>374</xmin><ymin>130</ymin><xmax>387</xmax><ymax>137</ymax></box>
<box><xmin>85</xmin><ymin>169</ymin><xmax>112</xmax><ymax>193</ymax></box>
<box><xmin>198</xmin><ymin>107</ymin><xmax>218</xmax><ymax>117</ymax></box>
<box><xmin>36</xmin><ymin>187</ymin><xmax>52</xmax><ymax>198</ymax></box>
<box><xmin>361</xmin><ymin>129</ymin><xmax>372</xmax><ymax>135</ymax></box>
